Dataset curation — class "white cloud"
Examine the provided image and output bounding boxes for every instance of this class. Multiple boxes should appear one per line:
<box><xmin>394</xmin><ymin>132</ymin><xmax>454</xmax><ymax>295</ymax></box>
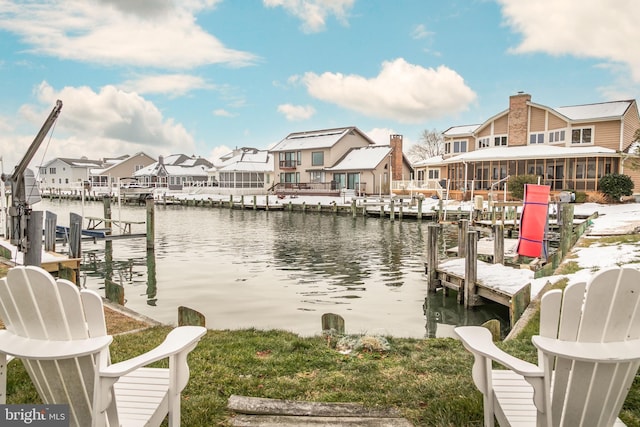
<box><xmin>277</xmin><ymin>103</ymin><xmax>316</xmax><ymax>121</ymax></box>
<box><xmin>364</xmin><ymin>128</ymin><xmax>416</xmax><ymax>152</ymax></box>
<box><xmin>263</xmin><ymin>0</ymin><xmax>355</xmax><ymax>33</ymax></box>
<box><xmin>411</xmin><ymin>24</ymin><xmax>433</xmax><ymax>40</ymax></box>
<box><xmin>363</xmin><ymin>128</ymin><xmax>395</xmax><ymax>145</ymax></box>
<box><xmin>5</xmin><ymin>81</ymin><xmax>197</xmax><ymax>169</ymax></box>
<box><xmin>301</xmin><ymin>58</ymin><xmax>476</xmax><ymax>123</ymax></box>
<box><xmin>213</xmin><ymin>109</ymin><xmax>236</xmax><ymax>118</ymax></box>
<box><xmin>0</xmin><ymin>0</ymin><xmax>257</xmax><ymax>69</ymax></box>
<box><xmin>120</xmin><ymin>74</ymin><xmax>214</xmax><ymax>97</ymax></box>
<box><xmin>498</xmin><ymin>0</ymin><xmax>640</xmax><ymax>83</ymax></box>
<box><xmin>209</xmin><ymin>144</ymin><xmax>232</xmax><ymax>164</ymax></box>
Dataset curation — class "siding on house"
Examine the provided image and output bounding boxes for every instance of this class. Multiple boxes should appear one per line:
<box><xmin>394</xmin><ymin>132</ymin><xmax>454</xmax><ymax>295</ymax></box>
<box><xmin>416</xmin><ymin>93</ymin><xmax>640</xmax><ymax>199</ymax></box>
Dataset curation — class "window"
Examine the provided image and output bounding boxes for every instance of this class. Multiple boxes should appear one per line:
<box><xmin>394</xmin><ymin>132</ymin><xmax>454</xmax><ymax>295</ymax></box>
<box><xmin>453</xmin><ymin>140</ymin><xmax>467</xmax><ymax>153</ymax></box>
<box><xmin>311</xmin><ymin>151</ymin><xmax>324</xmax><ymax>166</ymax></box>
<box><xmin>39</xmin><ymin>167</ymin><xmax>46</xmax><ymax>175</ymax></box>
<box><xmin>427</xmin><ymin>169</ymin><xmax>439</xmax><ymax>179</ymax></box>
<box><xmin>549</xmin><ymin>130</ymin><xmax>566</xmax><ymax>143</ymax></box>
<box><xmin>135</xmin><ymin>164</ymin><xmax>144</xmax><ymax>171</ymax></box>
<box><xmin>444</xmin><ymin>142</ymin><xmax>451</xmax><ymax>154</ymax></box>
<box><xmin>279</xmin><ymin>152</ymin><xmax>298</xmax><ymax>168</ymax></box>
<box><xmin>280</xmin><ymin>172</ymin><xmax>298</xmax><ymax>183</ymax></box>
<box><xmin>571</xmin><ymin>128</ymin><xmax>593</xmax><ymax>144</ymax></box>
<box><xmin>49</xmin><ymin>167</ymin><xmax>56</xmax><ymax>174</ymax></box>
<box><xmin>65</xmin><ymin>178</ymin><xmax>69</xmax><ymax>184</ymax></box>
<box><xmin>478</xmin><ymin>137</ymin><xmax>490</xmax><ymax>148</ymax></box>
<box><xmin>529</xmin><ymin>133</ymin><xmax>544</xmax><ymax>144</ymax></box>
<box><xmin>494</xmin><ymin>136</ymin><xmax>507</xmax><ymax>146</ymax></box>
<box><xmin>310</xmin><ymin>171</ymin><xmax>323</xmax><ymax>183</ymax></box>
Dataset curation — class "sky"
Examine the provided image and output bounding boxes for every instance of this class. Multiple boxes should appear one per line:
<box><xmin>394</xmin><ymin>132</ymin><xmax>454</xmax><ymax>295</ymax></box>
<box><xmin>1</xmin><ymin>0</ymin><xmax>639</xmax><ymax>173</ymax></box>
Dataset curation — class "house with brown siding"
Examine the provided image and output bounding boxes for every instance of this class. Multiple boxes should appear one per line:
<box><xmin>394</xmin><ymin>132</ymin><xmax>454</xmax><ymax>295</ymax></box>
<box><xmin>413</xmin><ymin>93</ymin><xmax>640</xmax><ymax>200</ymax></box>
<box><xmin>88</xmin><ymin>152</ymin><xmax>155</xmax><ymax>193</ymax></box>
<box><xmin>270</xmin><ymin>127</ymin><xmax>412</xmax><ymax>195</ymax></box>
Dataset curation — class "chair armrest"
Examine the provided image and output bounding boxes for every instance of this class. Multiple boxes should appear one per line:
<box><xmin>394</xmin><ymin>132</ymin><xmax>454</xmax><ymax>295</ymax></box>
<box><xmin>100</xmin><ymin>326</ymin><xmax>206</xmax><ymax>377</ymax></box>
<box><xmin>0</xmin><ymin>330</ymin><xmax>112</xmax><ymax>360</ymax></box>
<box><xmin>455</xmin><ymin>326</ymin><xmax>543</xmax><ymax>377</ymax></box>
<box><xmin>532</xmin><ymin>336</ymin><xmax>640</xmax><ymax>363</ymax></box>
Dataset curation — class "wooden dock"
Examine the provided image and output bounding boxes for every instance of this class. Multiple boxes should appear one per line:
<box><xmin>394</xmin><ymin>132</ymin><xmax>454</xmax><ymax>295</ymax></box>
<box><xmin>425</xmin><ymin>221</ymin><xmax>532</xmax><ymax>327</ymax></box>
<box><xmin>0</xmin><ymin>239</ymin><xmax>81</xmax><ymax>284</ymax></box>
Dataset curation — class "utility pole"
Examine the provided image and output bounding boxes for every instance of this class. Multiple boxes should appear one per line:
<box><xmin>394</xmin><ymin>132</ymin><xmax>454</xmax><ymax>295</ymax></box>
<box><xmin>1</xmin><ymin>100</ymin><xmax>63</xmax><ymax>265</ymax></box>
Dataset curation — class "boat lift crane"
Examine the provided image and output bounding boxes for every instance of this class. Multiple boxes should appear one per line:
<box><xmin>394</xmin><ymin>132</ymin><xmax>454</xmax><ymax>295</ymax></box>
<box><xmin>1</xmin><ymin>100</ymin><xmax>62</xmax><ymax>264</ymax></box>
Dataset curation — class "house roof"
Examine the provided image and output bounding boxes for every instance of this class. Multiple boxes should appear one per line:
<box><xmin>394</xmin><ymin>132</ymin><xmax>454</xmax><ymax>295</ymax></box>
<box><xmin>270</xmin><ymin>126</ymin><xmax>375</xmax><ymax>152</ymax></box>
<box><xmin>91</xmin><ymin>152</ymin><xmax>154</xmax><ymax>175</ymax></box>
<box><xmin>214</xmin><ymin>148</ymin><xmax>274</xmax><ymax>172</ymax></box>
<box><xmin>442</xmin><ymin>144</ymin><xmax>617</xmax><ymax>163</ymax></box>
<box><xmin>554</xmin><ymin>100</ymin><xmax>633</xmax><ymax>121</ymax></box>
<box><xmin>444</xmin><ymin>99</ymin><xmax>635</xmax><ymax>138</ymax></box>
<box><xmin>413</xmin><ymin>155</ymin><xmax>445</xmax><ymax>167</ymax></box>
<box><xmin>43</xmin><ymin>157</ymin><xmax>103</xmax><ymax>168</ymax></box>
<box><xmin>443</xmin><ymin>124</ymin><xmax>480</xmax><ymax>137</ymax></box>
<box><xmin>326</xmin><ymin>145</ymin><xmax>391</xmax><ymax>171</ymax></box>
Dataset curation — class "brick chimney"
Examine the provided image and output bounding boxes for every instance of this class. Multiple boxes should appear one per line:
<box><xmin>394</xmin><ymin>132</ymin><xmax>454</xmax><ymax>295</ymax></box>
<box><xmin>390</xmin><ymin>134</ymin><xmax>404</xmax><ymax>181</ymax></box>
<box><xmin>508</xmin><ymin>92</ymin><xmax>531</xmax><ymax>146</ymax></box>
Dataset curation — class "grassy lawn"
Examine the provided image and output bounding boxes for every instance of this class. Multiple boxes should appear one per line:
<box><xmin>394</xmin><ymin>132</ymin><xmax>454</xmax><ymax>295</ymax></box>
<box><xmin>2</xmin><ymin>234</ymin><xmax>640</xmax><ymax>426</ymax></box>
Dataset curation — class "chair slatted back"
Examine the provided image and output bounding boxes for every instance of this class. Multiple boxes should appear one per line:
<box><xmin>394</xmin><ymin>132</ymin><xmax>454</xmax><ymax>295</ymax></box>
<box><xmin>0</xmin><ymin>266</ymin><xmax>110</xmax><ymax>427</ymax></box>
<box><xmin>539</xmin><ymin>267</ymin><xmax>640</xmax><ymax>427</ymax></box>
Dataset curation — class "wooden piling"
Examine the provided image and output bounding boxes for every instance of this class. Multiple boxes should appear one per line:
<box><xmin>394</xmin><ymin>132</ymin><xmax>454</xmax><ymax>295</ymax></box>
<box><xmin>321</xmin><ymin>313</ymin><xmax>345</xmax><ymax>335</ymax></box>
<box><xmin>25</xmin><ymin>210</ymin><xmax>43</xmax><ymax>266</ymax></box>
<box><xmin>417</xmin><ymin>197</ymin><xmax>423</xmax><ymax>220</ymax></box>
<box><xmin>103</xmin><ymin>195</ymin><xmax>112</xmax><ymax>232</ymax></box>
<box><xmin>351</xmin><ymin>199</ymin><xmax>356</xmax><ymax>218</ymax></box>
<box><xmin>493</xmin><ymin>223</ymin><xmax>504</xmax><ymax>264</ymax></box>
<box><xmin>457</xmin><ymin>219</ymin><xmax>468</xmax><ymax>258</ymax></box>
<box><xmin>44</xmin><ymin>211</ymin><xmax>57</xmax><ymax>252</ymax></box>
<box><xmin>146</xmin><ymin>196</ymin><xmax>155</xmax><ymax>250</ymax></box>
<box><xmin>69</xmin><ymin>212</ymin><xmax>82</xmax><ymax>259</ymax></box>
<box><xmin>559</xmin><ymin>203</ymin><xmax>574</xmax><ymax>259</ymax></box>
<box><xmin>253</xmin><ymin>195</ymin><xmax>257</xmax><ymax>210</ymax></box>
<box><xmin>178</xmin><ymin>306</ymin><xmax>206</xmax><ymax>327</ymax></box>
<box><xmin>390</xmin><ymin>200</ymin><xmax>395</xmax><ymax>222</ymax></box>
<box><xmin>464</xmin><ymin>230</ymin><xmax>480</xmax><ymax>307</ymax></box>
<box><xmin>426</xmin><ymin>223</ymin><xmax>439</xmax><ymax>292</ymax></box>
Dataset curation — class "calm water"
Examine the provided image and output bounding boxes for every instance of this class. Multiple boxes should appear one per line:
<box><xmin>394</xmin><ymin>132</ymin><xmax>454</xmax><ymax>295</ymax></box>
<box><xmin>38</xmin><ymin>198</ymin><xmax>509</xmax><ymax>338</ymax></box>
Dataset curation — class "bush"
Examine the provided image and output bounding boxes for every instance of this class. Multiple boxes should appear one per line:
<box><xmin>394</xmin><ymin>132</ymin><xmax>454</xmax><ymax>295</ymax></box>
<box><xmin>598</xmin><ymin>174</ymin><xmax>634</xmax><ymax>202</ymax></box>
<box><xmin>507</xmin><ymin>175</ymin><xmax>539</xmax><ymax>200</ymax></box>
<box><xmin>573</xmin><ymin>191</ymin><xmax>588</xmax><ymax>203</ymax></box>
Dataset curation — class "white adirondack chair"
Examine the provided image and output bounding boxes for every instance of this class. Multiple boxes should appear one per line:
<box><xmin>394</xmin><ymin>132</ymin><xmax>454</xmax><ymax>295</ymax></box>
<box><xmin>455</xmin><ymin>266</ymin><xmax>640</xmax><ymax>426</ymax></box>
<box><xmin>0</xmin><ymin>265</ymin><xmax>207</xmax><ymax>427</ymax></box>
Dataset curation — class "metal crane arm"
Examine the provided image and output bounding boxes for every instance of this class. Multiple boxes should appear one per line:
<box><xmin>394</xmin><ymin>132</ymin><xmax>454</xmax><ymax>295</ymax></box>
<box><xmin>11</xmin><ymin>99</ymin><xmax>63</xmax><ymax>183</ymax></box>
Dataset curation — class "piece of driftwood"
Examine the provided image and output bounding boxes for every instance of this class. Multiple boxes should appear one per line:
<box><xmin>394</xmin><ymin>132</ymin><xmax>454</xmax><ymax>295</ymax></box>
<box><xmin>228</xmin><ymin>395</ymin><xmax>413</xmax><ymax>427</ymax></box>
<box><xmin>230</xmin><ymin>414</ymin><xmax>413</xmax><ymax>426</ymax></box>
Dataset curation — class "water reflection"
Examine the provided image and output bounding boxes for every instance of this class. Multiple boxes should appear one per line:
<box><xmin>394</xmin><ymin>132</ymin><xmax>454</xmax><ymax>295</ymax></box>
<box><xmin>41</xmin><ymin>199</ymin><xmax>509</xmax><ymax>338</ymax></box>
<box><xmin>424</xmin><ymin>292</ymin><xmax>510</xmax><ymax>339</ymax></box>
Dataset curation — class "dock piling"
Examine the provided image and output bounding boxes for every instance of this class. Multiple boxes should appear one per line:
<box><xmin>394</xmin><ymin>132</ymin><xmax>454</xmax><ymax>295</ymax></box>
<box><xmin>426</xmin><ymin>223</ymin><xmax>439</xmax><ymax>292</ymax></box>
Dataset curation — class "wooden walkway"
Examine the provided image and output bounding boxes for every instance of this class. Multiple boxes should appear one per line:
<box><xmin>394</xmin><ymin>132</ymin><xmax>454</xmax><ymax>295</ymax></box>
<box><xmin>228</xmin><ymin>395</ymin><xmax>413</xmax><ymax>426</ymax></box>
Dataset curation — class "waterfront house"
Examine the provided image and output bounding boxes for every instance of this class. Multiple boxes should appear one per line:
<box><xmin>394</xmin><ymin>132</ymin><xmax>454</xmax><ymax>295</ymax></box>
<box><xmin>39</xmin><ymin>157</ymin><xmax>104</xmax><ymax>193</ymax></box>
<box><xmin>269</xmin><ymin>126</ymin><xmax>412</xmax><ymax>196</ymax></box>
<box><xmin>134</xmin><ymin>154</ymin><xmax>214</xmax><ymax>191</ymax></box>
<box><xmin>209</xmin><ymin>147</ymin><xmax>274</xmax><ymax>194</ymax></box>
<box><xmin>88</xmin><ymin>152</ymin><xmax>156</xmax><ymax>194</ymax></box>
<box><xmin>411</xmin><ymin>93</ymin><xmax>640</xmax><ymax>200</ymax></box>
